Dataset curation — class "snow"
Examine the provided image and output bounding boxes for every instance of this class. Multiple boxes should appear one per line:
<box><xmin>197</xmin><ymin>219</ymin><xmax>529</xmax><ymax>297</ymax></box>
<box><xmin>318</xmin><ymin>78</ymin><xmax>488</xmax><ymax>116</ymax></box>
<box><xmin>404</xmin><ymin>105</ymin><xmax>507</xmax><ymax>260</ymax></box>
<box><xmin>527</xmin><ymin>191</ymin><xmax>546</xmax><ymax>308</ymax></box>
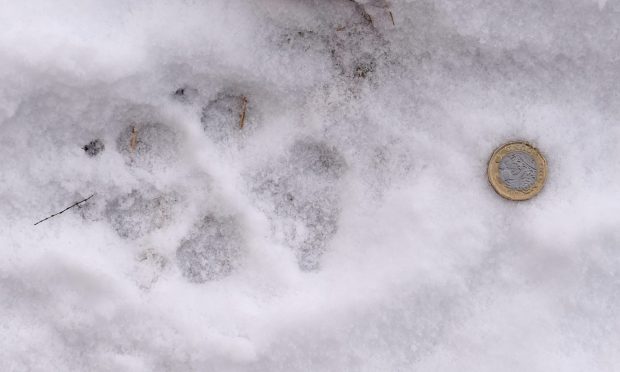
<box><xmin>1</xmin><ymin>0</ymin><xmax>620</xmax><ymax>371</ymax></box>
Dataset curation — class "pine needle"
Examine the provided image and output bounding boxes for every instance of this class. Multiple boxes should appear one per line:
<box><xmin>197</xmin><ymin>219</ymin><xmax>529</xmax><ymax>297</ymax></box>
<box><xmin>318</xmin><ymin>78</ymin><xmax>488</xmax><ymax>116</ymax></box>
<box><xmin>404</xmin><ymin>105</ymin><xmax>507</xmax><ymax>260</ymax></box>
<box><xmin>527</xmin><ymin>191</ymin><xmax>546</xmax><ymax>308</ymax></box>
<box><xmin>130</xmin><ymin>126</ymin><xmax>138</xmax><ymax>152</ymax></box>
<box><xmin>34</xmin><ymin>194</ymin><xmax>96</xmax><ymax>226</ymax></box>
<box><xmin>239</xmin><ymin>96</ymin><xmax>248</xmax><ymax>129</ymax></box>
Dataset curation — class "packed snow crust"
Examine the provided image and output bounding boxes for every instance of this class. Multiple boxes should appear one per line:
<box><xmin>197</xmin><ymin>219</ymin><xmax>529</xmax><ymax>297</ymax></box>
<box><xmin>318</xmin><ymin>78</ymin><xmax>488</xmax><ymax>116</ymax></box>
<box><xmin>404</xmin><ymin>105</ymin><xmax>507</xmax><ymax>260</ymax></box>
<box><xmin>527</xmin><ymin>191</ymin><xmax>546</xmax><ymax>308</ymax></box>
<box><xmin>1</xmin><ymin>0</ymin><xmax>620</xmax><ymax>371</ymax></box>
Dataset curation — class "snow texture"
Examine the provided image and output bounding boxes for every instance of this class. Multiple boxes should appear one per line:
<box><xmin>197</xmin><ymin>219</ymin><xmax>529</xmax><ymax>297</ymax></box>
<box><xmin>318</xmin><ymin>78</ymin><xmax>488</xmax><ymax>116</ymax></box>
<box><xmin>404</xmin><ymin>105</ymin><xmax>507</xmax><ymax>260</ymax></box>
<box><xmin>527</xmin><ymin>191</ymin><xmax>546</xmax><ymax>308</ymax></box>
<box><xmin>1</xmin><ymin>0</ymin><xmax>620</xmax><ymax>371</ymax></box>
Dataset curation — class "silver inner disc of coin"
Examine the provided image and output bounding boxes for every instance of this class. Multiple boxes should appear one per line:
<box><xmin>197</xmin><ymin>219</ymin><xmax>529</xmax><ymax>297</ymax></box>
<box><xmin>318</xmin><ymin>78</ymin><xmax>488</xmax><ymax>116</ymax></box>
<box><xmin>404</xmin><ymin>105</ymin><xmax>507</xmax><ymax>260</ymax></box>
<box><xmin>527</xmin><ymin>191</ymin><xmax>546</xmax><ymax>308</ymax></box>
<box><xmin>498</xmin><ymin>151</ymin><xmax>538</xmax><ymax>190</ymax></box>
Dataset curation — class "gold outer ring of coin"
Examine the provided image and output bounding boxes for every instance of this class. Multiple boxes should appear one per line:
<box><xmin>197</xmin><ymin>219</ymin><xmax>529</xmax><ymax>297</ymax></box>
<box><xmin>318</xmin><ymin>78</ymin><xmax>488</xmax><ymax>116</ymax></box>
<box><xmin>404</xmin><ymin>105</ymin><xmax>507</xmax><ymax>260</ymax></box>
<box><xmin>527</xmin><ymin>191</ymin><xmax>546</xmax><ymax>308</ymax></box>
<box><xmin>487</xmin><ymin>141</ymin><xmax>547</xmax><ymax>201</ymax></box>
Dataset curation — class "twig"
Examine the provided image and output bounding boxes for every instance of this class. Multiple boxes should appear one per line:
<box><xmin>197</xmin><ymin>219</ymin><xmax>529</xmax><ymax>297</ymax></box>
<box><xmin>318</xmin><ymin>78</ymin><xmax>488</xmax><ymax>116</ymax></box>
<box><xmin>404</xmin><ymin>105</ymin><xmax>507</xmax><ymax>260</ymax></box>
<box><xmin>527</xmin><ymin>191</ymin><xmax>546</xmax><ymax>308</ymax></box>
<box><xmin>239</xmin><ymin>96</ymin><xmax>248</xmax><ymax>129</ymax></box>
<box><xmin>130</xmin><ymin>126</ymin><xmax>138</xmax><ymax>152</ymax></box>
<box><xmin>34</xmin><ymin>194</ymin><xmax>96</xmax><ymax>226</ymax></box>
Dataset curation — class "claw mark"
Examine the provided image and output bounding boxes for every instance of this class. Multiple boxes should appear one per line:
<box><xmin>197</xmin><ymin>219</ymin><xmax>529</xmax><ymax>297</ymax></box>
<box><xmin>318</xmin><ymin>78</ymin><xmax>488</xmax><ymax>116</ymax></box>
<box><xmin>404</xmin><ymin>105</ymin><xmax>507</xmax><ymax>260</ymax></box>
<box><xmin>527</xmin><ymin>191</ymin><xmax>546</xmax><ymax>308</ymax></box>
<box><xmin>384</xmin><ymin>0</ymin><xmax>395</xmax><ymax>25</ymax></box>
<box><xmin>349</xmin><ymin>0</ymin><xmax>374</xmax><ymax>27</ymax></box>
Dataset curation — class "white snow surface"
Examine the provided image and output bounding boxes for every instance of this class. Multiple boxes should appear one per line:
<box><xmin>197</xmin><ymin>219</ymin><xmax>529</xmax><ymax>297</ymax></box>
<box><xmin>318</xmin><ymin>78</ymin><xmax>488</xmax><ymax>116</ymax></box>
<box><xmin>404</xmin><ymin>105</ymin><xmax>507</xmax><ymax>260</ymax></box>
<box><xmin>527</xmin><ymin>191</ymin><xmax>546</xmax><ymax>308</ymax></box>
<box><xmin>1</xmin><ymin>0</ymin><xmax>620</xmax><ymax>371</ymax></box>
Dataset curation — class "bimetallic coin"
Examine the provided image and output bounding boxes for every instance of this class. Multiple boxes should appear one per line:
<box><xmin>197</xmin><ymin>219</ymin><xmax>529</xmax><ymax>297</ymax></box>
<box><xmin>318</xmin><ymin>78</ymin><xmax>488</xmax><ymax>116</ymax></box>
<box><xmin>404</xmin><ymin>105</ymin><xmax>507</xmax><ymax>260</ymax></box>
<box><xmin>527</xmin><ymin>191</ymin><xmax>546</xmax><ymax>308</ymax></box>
<box><xmin>488</xmin><ymin>142</ymin><xmax>547</xmax><ymax>201</ymax></box>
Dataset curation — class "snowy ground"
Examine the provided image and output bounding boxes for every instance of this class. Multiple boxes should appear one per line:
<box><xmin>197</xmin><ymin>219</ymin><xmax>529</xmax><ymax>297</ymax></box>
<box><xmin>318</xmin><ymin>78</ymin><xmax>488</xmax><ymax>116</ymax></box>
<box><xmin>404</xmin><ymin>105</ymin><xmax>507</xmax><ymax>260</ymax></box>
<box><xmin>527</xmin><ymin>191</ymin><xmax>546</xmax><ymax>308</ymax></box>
<box><xmin>1</xmin><ymin>0</ymin><xmax>620</xmax><ymax>371</ymax></box>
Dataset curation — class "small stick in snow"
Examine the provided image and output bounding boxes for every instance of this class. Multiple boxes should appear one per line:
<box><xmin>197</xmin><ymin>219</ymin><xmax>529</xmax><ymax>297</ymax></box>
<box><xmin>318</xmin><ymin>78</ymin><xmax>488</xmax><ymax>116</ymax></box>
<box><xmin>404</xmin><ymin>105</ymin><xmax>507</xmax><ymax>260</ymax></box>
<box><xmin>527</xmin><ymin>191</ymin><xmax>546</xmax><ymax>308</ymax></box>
<box><xmin>239</xmin><ymin>96</ymin><xmax>248</xmax><ymax>129</ymax></box>
<box><xmin>130</xmin><ymin>126</ymin><xmax>138</xmax><ymax>152</ymax></box>
<box><xmin>33</xmin><ymin>194</ymin><xmax>96</xmax><ymax>226</ymax></box>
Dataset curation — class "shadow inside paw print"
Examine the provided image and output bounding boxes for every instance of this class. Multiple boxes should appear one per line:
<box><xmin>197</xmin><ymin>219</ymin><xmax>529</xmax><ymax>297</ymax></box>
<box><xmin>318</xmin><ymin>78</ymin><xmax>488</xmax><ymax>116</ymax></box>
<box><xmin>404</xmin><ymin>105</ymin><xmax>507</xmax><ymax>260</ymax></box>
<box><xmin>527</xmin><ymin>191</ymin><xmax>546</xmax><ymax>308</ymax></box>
<box><xmin>176</xmin><ymin>214</ymin><xmax>245</xmax><ymax>283</ymax></box>
<box><xmin>201</xmin><ymin>92</ymin><xmax>254</xmax><ymax>144</ymax></box>
<box><xmin>116</xmin><ymin>122</ymin><xmax>180</xmax><ymax>170</ymax></box>
<box><xmin>253</xmin><ymin>139</ymin><xmax>348</xmax><ymax>271</ymax></box>
<box><xmin>105</xmin><ymin>190</ymin><xmax>177</xmax><ymax>240</ymax></box>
